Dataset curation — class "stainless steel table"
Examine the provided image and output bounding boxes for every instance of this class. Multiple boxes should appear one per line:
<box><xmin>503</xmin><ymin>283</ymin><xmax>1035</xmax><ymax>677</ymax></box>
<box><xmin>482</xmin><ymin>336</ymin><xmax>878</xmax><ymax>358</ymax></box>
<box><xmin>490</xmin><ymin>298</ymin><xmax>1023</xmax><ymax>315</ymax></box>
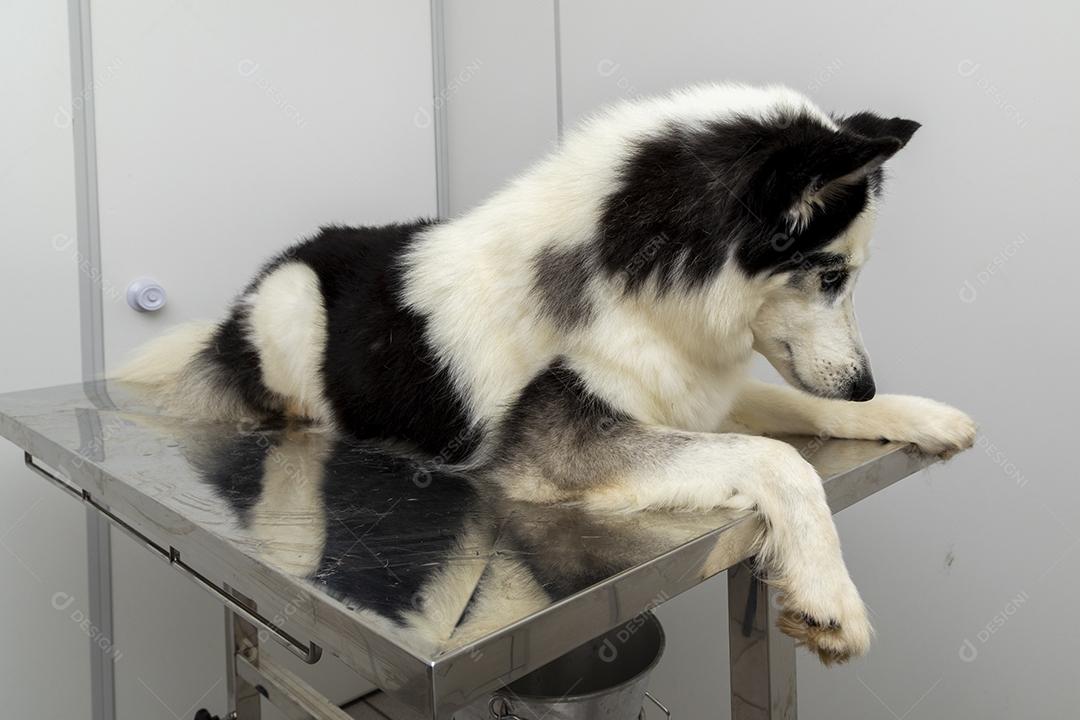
<box><xmin>0</xmin><ymin>380</ymin><xmax>941</xmax><ymax>720</ymax></box>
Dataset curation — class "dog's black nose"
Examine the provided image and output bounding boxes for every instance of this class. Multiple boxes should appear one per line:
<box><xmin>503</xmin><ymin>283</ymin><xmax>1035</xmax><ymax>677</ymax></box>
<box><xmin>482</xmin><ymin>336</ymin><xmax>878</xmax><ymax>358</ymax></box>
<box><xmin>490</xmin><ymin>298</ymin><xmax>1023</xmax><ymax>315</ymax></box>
<box><xmin>848</xmin><ymin>372</ymin><xmax>876</xmax><ymax>402</ymax></box>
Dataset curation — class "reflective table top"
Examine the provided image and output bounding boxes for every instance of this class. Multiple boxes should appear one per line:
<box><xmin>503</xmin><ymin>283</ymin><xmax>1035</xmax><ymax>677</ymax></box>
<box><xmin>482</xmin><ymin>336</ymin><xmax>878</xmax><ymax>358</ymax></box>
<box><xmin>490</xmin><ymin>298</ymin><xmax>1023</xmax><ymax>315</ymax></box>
<box><xmin>0</xmin><ymin>381</ymin><xmax>937</xmax><ymax>719</ymax></box>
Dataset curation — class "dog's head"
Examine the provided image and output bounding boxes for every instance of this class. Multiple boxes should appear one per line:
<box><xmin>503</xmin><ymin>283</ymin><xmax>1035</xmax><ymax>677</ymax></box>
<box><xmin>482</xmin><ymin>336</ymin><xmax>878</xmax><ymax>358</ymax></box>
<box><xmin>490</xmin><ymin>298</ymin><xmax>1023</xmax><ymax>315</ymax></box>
<box><xmin>597</xmin><ymin>89</ymin><xmax>920</xmax><ymax>401</ymax></box>
<box><xmin>745</xmin><ymin>111</ymin><xmax>920</xmax><ymax>401</ymax></box>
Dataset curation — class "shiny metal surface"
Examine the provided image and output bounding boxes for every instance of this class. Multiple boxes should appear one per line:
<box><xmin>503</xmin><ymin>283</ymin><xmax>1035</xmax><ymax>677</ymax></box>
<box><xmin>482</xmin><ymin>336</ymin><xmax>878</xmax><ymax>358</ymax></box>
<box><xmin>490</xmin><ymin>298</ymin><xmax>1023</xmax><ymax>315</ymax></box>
<box><xmin>0</xmin><ymin>381</ymin><xmax>937</xmax><ymax>719</ymax></box>
<box><xmin>728</xmin><ymin>562</ymin><xmax>796</xmax><ymax>720</ymax></box>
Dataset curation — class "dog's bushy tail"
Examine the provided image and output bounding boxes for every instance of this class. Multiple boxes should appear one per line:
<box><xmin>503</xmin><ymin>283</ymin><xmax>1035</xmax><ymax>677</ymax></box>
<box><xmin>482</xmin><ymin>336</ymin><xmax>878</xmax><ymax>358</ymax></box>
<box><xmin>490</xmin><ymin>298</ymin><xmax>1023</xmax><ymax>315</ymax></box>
<box><xmin>114</xmin><ymin>322</ymin><xmax>215</xmax><ymax>386</ymax></box>
<box><xmin>113</xmin><ymin>321</ymin><xmax>249</xmax><ymax>420</ymax></box>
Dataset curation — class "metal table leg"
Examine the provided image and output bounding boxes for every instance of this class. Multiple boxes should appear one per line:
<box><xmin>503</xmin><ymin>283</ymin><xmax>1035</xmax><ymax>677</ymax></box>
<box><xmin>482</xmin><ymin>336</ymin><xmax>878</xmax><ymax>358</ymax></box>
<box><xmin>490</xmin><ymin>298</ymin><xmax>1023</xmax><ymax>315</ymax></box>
<box><xmin>222</xmin><ymin>586</ymin><xmax>352</xmax><ymax>720</ymax></box>
<box><xmin>728</xmin><ymin>561</ymin><xmax>797</xmax><ymax>720</ymax></box>
<box><xmin>225</xmin><ymin>588</ymin><xmax>262</xmax><ymax>720</ymax></box>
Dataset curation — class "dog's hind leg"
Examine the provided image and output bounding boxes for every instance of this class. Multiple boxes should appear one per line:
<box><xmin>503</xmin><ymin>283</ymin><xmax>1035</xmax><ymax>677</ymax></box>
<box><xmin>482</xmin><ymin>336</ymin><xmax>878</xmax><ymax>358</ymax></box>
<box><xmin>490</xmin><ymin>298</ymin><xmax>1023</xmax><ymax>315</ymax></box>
<box><xmin>487</xmin><ymin>362</ymin><xmax>872</xmax><ymax>663</ymax></box>
<box><xmin>245</xmin><ymin>261</ymin><xmax>333</xmax><ymax>422</ymax></box>
<box><xmin>729</xmin><ymin>379</ymin><xmax>976</xmax><ymax>457</ymax></box>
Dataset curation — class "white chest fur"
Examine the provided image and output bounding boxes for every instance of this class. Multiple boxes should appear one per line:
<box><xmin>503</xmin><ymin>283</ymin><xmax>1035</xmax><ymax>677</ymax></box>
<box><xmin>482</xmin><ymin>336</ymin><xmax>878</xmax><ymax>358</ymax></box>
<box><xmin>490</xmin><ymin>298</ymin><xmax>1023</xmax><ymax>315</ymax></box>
<box><xmin>569</xmin><ymin>319</ymin><xmax>753</xmax><ymax>432</ymax></box>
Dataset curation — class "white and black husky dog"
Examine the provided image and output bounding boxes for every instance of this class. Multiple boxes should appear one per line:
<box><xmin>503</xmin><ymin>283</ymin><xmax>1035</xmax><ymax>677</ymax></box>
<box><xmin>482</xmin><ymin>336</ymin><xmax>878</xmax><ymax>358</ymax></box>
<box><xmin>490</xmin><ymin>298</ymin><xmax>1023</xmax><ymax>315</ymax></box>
<box><xmin>120</xmin><ymin>84</ymin><xmax>976</xmax><ymax>663</ymax></box>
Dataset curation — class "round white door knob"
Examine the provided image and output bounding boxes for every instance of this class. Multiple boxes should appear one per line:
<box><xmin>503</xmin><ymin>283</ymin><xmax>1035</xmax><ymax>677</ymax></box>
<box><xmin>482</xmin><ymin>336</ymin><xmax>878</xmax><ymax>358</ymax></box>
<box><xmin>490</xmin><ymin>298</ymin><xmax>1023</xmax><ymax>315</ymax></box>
<box><xmin>127</xmin><ymin>278</ymin><xmax>167</xmax><ymax>312</ymax></box>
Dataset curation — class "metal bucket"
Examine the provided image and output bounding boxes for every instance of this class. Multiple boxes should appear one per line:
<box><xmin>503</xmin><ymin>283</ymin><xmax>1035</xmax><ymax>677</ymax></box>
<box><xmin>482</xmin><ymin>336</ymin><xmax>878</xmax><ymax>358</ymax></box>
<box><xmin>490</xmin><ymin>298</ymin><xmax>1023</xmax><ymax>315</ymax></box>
<box><xmin>457</xmin><ymin>613</ymin><xmax>668</xmax><ymax>719</ymax></box>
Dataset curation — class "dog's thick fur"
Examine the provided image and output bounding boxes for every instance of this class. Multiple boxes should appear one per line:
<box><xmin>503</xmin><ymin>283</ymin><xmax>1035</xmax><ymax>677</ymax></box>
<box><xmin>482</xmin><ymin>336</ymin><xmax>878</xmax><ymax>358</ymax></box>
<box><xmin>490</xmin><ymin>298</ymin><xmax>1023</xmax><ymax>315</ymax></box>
<box><xmin>119</xmin><ymin>84</ymin><xmax>976</xmax><ymax>663</ymax></box>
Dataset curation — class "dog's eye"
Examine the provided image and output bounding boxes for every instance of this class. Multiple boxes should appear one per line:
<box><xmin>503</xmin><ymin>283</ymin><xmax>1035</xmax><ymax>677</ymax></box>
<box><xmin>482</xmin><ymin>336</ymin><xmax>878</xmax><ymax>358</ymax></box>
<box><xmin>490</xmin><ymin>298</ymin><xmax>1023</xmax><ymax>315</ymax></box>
<box><xmin>820</xmin><ymin>269</ymin><xmax>848</xmax><ymax>293</ymax></box>
<box><xmin>809</xmin><ymin>176</ymin><xmax>826</xmax><ymax>194</ymax></box>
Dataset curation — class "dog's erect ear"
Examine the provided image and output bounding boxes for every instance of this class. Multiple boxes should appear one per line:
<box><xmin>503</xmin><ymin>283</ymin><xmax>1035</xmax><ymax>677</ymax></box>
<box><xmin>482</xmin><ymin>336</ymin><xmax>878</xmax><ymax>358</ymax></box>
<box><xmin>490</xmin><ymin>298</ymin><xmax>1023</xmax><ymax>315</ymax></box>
<box><xmin>818</xmin><ymin>133</ymin><xmax>906</xmax><ymax>184</ymax></box>
<box><xmin>749</xmin><ymin>113</ymin><xmax>920</xmax><ymax>221</ymax></box>
<box><xmin>839</xmin><ymin>112</ymin><xmax>921</xmax><ymax>148</ymax></box>
<box><xmin>799</xmin><ymin>114</ymin><xmax>921</xmax><ymax>194</ymax></box>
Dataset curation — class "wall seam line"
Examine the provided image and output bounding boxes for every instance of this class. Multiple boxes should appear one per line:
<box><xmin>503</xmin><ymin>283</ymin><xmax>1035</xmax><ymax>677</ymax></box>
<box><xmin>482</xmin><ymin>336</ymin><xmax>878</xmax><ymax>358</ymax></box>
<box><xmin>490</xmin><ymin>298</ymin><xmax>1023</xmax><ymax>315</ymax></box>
<box><xmin>66</xmin><ymin>0</ymin><xmax>115</xmax><ymax>717</ymax></box>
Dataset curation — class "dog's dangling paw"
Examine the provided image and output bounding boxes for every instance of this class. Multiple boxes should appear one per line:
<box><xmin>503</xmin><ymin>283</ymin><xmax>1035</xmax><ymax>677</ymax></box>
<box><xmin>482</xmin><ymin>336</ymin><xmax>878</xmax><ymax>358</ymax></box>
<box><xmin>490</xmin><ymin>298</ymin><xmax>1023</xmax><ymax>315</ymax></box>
<box><xmin>870</xmin><ymin>394</ymin><xmax>977</xmax><ymax>458</ymax></box>
<box><xmin>777</xmin><ymin>608</ymin><xmax>871</xmax><ymax>665</ymax></box>
<box><xmin>775</xmin><ymin>581</ymin><xmax>873</xmax><ymax>665</ymax></box>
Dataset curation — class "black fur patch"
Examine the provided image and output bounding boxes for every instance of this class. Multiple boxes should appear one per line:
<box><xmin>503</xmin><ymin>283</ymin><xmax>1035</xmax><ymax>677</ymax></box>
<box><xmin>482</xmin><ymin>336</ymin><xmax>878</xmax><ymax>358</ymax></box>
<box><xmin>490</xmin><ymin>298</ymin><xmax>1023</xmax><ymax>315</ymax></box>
<box><xmin>270</xmin><ymin>222</ymin><xmax>479</xmax><ymax>461</ymax></box>
<box><xmin>774</xmin><ymin>251</ymin><xmax>847</xmax><ymax>277</ymax></box>
<box><xmin>532</xmin><ymin>244</ymin><xmax>594</xmax><ymax>330</ymax></box>
<box><xmin>597</xmin><ymin>110</ymin><xmax>917</xmax><ymax>291</ymax></box>
<box><xmin>197</xmin><ymin>306</ymin><xmax>286</xmax><ymax>418</ymax></box>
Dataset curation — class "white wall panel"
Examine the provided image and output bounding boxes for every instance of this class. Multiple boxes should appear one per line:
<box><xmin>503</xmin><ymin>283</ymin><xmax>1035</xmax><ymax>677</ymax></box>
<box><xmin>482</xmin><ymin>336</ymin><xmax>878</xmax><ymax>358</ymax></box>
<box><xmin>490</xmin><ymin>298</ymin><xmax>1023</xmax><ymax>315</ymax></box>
<box><xmin>443</xmin><ymin>0</ymin><xmax>559</xmax><ymax>216</ymax></box>
<box><xmin>0</xmin><ymin>1</ymin><xmax>91</xmax><ymax>717</ymax></box>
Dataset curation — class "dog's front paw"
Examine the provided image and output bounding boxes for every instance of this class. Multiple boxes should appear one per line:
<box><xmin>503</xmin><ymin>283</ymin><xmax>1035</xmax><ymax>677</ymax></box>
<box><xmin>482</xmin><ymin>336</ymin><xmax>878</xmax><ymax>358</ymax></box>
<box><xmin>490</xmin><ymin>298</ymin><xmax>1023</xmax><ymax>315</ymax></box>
<box><xmin>776</xmin><ymin>577</ymin><xmax>872</xmax><ymax>665</ymax></box>
<box><xmin>870</xmin><ymin>395</ymin><xmax>976</xmax><ymax>458</ymax></box>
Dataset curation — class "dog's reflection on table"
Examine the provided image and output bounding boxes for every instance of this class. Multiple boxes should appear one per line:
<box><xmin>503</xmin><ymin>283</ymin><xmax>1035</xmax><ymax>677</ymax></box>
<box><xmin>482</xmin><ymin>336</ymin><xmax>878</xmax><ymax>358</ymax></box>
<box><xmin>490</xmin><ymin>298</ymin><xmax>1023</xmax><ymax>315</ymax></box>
<box><xmin>172</xmin><ymin>421</ymin><xmax>746</xmax><ymax>656</ymax></box>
